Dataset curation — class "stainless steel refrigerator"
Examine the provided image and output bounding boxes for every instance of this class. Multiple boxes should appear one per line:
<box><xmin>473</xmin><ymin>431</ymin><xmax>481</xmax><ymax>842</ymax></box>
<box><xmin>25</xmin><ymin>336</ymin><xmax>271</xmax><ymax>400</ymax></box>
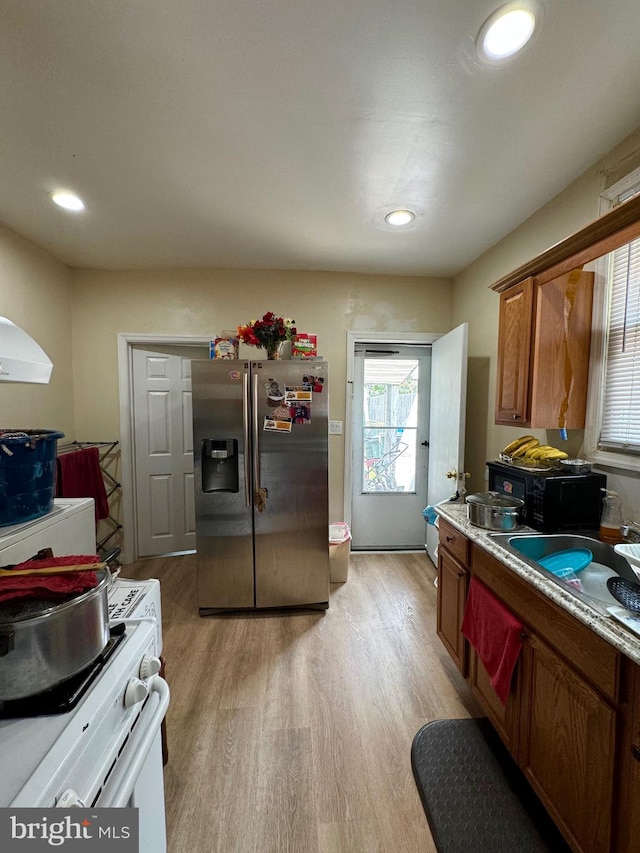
<box><xmin>192</xmin><ymin>358</ymin><xmax>329</xmax><ymax>614</ymax></box>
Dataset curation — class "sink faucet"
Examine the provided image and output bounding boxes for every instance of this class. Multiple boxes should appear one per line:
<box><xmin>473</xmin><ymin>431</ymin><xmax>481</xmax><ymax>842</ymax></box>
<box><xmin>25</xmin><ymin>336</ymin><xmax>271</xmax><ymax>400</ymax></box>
<box><xmin>621</xmin><ymin>522</ymin><xmax>640</xmax><ymax>543</ymax></box>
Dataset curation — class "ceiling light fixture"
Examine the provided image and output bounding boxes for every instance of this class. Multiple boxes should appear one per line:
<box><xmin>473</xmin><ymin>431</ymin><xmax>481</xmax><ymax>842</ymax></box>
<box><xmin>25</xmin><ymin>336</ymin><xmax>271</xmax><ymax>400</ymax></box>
<box><xmin>478</xmin><ymin>3</ymin><xmax>536</xmax><ymax>60</ymax></box>
<box><xmin>385</xmin><ymin>210</ymin><xmax>415</xmax><ymax>226</ymax></box>
<box><xmin>51</xmin><ymin>191</ymin><xmax>86</xmax><ymax>212</ymax></box>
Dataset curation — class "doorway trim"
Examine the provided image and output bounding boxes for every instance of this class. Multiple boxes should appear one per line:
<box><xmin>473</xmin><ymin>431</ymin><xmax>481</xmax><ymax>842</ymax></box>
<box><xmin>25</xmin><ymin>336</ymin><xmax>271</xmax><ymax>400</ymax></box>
<box><xmin>344</xmin><ymin>330</ymin><xmax>442</xmax><ymax>534</ymax></box>
<box><xmin>117</xmin><ymin>333</ymin><xmax>211</xmax><ymax>563</ymax></box>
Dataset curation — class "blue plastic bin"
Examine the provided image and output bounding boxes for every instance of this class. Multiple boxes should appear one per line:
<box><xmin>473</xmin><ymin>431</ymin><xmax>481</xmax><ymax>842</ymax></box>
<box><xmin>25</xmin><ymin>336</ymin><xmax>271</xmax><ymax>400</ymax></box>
<box><xmin>0</xmin><ymin>429</ymin><xmax>65</xmax><ymax>526</ymax></box>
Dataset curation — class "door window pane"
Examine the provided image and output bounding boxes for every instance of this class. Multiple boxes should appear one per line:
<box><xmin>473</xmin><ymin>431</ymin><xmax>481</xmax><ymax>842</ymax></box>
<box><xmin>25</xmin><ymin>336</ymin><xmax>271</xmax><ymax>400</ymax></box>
<box><xmin>361</xmin><ymin>359</ymin><xmax>418</xmax><ymax>493</ymax></box>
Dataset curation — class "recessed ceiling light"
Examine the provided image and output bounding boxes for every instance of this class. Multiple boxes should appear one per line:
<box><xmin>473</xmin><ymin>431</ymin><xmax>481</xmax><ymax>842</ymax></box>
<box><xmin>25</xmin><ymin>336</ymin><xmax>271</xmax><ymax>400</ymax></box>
<box><xmin>478</xmin><ymin>3</ymin><xmax>536</xmax><ymax>60</ymax></box>
<box><xmin>51</xmin><ymin>191</ymin><xmax>86</xmax><ymax>212</ymax></box>
<box><xmin>385</xmin><ymin>210</ymin><xmax>415</xmax><ymax>226</ymax></box>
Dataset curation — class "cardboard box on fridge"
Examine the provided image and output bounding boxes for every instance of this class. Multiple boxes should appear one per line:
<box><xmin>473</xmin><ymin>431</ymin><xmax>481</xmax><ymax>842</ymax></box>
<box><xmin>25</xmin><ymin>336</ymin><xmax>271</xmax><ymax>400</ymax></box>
<box><xmin>292</xmin><ymin>333</ymin><xmax>317</xmax><ymax>358</ymax></box>
<box><xmin>210</xmin><ymin>337</ymin><xmax>239</xmax><ymax>359</ymax></box>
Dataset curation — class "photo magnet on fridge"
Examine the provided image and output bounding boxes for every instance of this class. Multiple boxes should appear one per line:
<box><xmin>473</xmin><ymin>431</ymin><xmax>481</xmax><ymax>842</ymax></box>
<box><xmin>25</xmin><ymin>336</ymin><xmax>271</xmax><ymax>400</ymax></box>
<box><xmin>291</xmin><ymin>403</ymin><xmax>311</xmax><ymax>424</ymax></box>
<box><xmin>263</xmin><ymin>415</ymin><xmax>293</xmax><ymax>433</ymax></box>
<box><xmin>285</xmin><ymin>387</ymin><xmax>312</xmax><ymax>402</ymax></box>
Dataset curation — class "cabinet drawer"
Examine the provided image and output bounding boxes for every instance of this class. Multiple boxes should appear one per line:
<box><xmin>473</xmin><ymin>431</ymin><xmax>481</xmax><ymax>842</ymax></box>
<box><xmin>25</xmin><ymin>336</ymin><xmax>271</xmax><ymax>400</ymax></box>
<box><xmin>471</xmin><ymin>543</ymin><xmax>621</xmax><ymax>704</ymax></box>
<box><xmin>439</xmin><ymin>519</ymin><xmax>469</xmax><ymax>565</ymax></box>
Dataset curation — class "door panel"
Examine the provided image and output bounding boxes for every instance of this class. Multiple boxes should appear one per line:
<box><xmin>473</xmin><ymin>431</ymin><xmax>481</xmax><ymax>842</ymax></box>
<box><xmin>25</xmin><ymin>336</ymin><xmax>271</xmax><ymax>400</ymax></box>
<box><xmin>519</xmin><ymin>635</ymin><xmax>616</xmax><ymax>853</ymax></box>
<box><xmin>192</xmin><ymin>360</ymin><xmax>254</xmax><ymax>609</ymax></box>
<box><xmin>133</xmin><ymin>345</ymin><xmax>205</xmax><ymax>556</ymax></box>
<box><xmin>253</xmin><ymin>361</ymin><xmax>329</xmax><ymax>607</ymax></box>
<box><xmin>426</xmin><ymin>324</ymin><xmax>468</xmax><ymax>563</ymax></box>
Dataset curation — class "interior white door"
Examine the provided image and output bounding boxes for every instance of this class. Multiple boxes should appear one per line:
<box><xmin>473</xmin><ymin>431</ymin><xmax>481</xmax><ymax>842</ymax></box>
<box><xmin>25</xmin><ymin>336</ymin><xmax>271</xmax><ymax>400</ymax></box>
<box><xmin>351</xmin><ymin>345</ymin><xmax>432</xmax><ymax>549</ymax></box>
<box><xmin>425</xmin><ymin>323</ymin><xmax>468</xmax><ymax>564</ymax></box>
<box><xmin>132</xmin><ymin>345</ymin><xmax>207</xmax><ymax>556</ymax></box>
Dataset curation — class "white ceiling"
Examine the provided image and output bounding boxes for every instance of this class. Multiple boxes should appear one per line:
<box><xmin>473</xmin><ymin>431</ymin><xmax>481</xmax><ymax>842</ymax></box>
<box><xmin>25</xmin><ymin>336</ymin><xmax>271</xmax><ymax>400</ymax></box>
<box><xmin>1</xmin><ymin>0</ymin><xmax>640</xmax><ymax>277</ymax></box>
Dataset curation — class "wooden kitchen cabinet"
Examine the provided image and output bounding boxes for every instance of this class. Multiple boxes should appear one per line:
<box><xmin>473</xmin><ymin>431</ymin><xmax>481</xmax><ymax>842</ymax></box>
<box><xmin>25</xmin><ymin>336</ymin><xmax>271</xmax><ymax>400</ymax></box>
<box><xmin>612</xmin><ymin>661</ymin><xmax>640</xmax><ymax>853</ymax></box>
<box><xmin>469</xmin><ymin>648</ymin><xmax>520</xmax><ymax>755</ymax></box>
<box><xmin>518</xmin><ymin>633</ymin><xmax>616</xmax><ymax>853</ymax></box>
<box><xmin>434</xmin><ymin>522</ymin><xmax>637</xmax><ymax>853</ymax></box>
<box><xmin>473</xmin><ymin>628</ymin><xmax>616</xmax><ymax>851</ymax></box>
<box><xmin>495</xmin><ymin>276</ymin><xmax>534</xmax><ymax>424</ymax></box>
<box><xmin>436</xmin><ymin>520</ymin><xmax>469</xmax><ymax>675</ymax></box>
<box><xmin>495</xmin><ymin>270</ymin><xmax>594</xmax><ymax>428</ymax></box>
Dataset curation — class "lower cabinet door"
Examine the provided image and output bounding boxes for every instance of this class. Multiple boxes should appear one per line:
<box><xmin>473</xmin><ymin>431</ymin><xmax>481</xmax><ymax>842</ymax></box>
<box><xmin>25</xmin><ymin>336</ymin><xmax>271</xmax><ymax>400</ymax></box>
<box><xmin>470</xmin><ymin>649</ymin><xmax>520</xmax><ymax>756</ymax></box>
<box><xmin>519</xmin><ymin>634</ymin><xmax>616</xmax><ymax>853</ymax></box>
<box><xmin>437</xmin><ymin>548</ymin><xmax>468</xmax><ymax>675</ymax></box>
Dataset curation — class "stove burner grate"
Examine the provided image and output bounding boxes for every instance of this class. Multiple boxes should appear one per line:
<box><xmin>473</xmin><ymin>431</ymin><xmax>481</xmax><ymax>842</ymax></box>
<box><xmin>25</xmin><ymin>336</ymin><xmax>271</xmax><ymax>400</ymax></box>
<box><xmin>0</xmin><ymin>623</ymin><xmax>126</xmax><ymax>719</ymax></box>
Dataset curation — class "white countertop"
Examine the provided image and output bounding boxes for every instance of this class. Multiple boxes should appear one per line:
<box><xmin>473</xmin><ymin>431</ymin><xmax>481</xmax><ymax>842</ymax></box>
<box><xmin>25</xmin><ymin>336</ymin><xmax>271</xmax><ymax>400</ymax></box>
<box><xmin>435</xmin><ymin>501</ymin><xmax>640</xmax><ymax>667</ymax></box>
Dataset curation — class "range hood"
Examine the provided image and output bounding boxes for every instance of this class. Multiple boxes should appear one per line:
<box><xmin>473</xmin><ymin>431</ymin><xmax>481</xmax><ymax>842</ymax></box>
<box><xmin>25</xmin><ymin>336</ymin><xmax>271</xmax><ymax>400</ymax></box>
<box><xmin>0</xmin><ymin>317</ymin><xmax>53</xmax><ymax>384</ymax></box>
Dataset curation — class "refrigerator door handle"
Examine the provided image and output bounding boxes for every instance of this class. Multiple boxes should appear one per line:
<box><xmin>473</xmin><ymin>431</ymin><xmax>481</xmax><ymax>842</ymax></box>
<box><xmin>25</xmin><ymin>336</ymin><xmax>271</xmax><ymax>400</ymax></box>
<box><xmin>243</xmin><ymin>371</ymin><xmax>251</xmax><ymax>507</ymax></box>
<box><xmin>252</xmin><ymin>372</ymin><xmax>261</xmax><ymax>491</ymax></box>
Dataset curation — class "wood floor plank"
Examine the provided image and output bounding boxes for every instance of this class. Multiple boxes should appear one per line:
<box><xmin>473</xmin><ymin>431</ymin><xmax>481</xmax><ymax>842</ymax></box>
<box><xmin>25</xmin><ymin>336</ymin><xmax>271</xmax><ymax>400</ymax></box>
<box><xmin>254</xmin><ymin>726</ymin><xmax>318</xmax><ymax>853</ymax></box>
<box><xmin>164</xmin><ymin>707</ymin><xmax>263</xmax><ymax>853</ymax></box>
<box><xmin>124</xmin><ymin>549</ymin><xmax>480</xmax><ymax>851</ymax></box>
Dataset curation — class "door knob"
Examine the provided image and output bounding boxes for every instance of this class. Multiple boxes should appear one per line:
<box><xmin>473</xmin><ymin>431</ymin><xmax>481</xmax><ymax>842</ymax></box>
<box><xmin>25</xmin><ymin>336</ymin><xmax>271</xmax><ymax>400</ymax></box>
<box><xmin>446</xmin><ymin>470</ymin><xmax>457</xmax><ymax>479</ymax></box>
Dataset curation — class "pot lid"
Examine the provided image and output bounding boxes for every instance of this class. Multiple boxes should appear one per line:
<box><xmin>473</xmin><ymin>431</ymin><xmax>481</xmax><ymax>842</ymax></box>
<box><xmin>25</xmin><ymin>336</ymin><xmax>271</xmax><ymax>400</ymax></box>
<box><xmin>466</xmin><ymin>491</ymin><xmax>524</xmax><ymax>509</ymax></box>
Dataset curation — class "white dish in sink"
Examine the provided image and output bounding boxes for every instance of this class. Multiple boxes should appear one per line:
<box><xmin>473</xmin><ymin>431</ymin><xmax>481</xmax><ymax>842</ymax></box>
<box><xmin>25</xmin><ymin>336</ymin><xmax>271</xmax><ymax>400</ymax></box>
<box><xmin>607</xmin><ymin>605</ymin><xmax>640</xmax><ymax>639</ymax></box>
<box><xmin>578</xmin><ymin>562</ymin><xmax>619</xmax><ymax>607</ymax></box>
<box><xmin>613</xmin><ymin>543</ymin><xmax>640</xmax><ymax>581</ymax></box>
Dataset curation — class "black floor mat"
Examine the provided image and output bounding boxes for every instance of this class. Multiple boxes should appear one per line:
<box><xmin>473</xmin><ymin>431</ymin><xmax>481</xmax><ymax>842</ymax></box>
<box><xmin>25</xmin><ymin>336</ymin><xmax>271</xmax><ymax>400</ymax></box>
<box><xmin>411</xmin><ymin>718</ymin><xmax>571</xmax><ymax>853</ymax></box>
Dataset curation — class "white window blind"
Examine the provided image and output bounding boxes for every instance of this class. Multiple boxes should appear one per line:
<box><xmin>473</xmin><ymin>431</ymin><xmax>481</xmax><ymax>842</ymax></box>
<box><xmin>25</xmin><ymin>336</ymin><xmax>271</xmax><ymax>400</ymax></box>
<box><xmin>600</xmin><ymin>237</ymin><xmax>640</xmax><ymax>452</ymax></box>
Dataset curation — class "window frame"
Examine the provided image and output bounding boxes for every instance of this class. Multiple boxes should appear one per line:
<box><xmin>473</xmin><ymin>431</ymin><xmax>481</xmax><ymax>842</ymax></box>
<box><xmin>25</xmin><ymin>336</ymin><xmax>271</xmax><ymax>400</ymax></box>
<box><xmin>583</xmin><ymin>167</ymin><xmax>640</xmax><ymax>471</ymax></box>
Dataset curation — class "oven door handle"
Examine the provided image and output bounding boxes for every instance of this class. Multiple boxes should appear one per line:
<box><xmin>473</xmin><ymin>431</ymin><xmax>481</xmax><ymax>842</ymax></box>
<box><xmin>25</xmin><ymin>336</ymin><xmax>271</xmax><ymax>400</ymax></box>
<box><xmin>97</xmin><ymin>674</ymin><xmax>170</xmax><ymax>808</ymax></box>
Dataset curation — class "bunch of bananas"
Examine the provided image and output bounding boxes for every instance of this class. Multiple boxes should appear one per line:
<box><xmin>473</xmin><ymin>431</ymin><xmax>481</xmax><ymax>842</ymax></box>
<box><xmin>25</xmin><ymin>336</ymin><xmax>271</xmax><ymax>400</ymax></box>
<box><xmin>501</xmin><ymin>435</ymin><xmax>569</xmax><ymax>462</ymax></box>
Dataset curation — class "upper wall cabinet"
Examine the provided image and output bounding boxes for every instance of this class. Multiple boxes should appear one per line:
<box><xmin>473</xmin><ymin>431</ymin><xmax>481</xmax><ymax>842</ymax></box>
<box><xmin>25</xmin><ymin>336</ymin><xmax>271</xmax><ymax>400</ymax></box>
<box><xmin>491</xmin><ymin>194</ymin><xmax>640</xmax><ymax>428</ymax></box>
<box><xmin>495</xmin><ymin>277</ymin><xmax>533</xmax><ymax>424</ymax></box>
<box><xmin>495</xmin><ymin>271</ymin><xmax>594</xmax><ymax>427</ymax></box>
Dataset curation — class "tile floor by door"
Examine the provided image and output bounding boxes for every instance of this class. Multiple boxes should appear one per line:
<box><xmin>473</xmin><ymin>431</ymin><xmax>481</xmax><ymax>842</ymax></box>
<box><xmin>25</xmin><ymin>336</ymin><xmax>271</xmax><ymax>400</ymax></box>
<box><xmin>125</xmin><ymin>550</ymin><xmax>481</xmax><ymax>852</ymax></box>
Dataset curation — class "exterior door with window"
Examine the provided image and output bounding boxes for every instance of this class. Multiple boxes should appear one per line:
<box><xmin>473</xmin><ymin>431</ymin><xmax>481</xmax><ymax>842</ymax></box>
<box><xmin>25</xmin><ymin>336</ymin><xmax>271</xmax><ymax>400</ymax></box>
<box><xmin>351</xmin><ymin>346</ymin><xmax>431</xmax><ymax>549</ymax></box>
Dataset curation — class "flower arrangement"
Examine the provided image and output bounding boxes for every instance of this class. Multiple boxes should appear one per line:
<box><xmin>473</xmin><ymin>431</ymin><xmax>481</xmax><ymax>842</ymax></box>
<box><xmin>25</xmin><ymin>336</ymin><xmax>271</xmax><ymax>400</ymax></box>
<box><xmin>237</xmin><ymin>312</ymin><xmax>297</xmax><ymax>358</ymax></box>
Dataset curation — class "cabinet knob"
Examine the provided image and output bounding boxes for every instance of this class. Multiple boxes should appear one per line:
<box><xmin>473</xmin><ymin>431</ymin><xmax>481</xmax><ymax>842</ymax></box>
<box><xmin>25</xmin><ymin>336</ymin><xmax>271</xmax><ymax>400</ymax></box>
<box><xmin>512</xmin><ymin>413</ymin><xmax>521</xmax><ymax>420</ymax></box>
<box><xmin>446</xmin><ymin>536</ymin><xmax>453</xmax><ymax>543</ymax></box>
<box><xmin>632</xmin><ymin>744</ymin><xmax>640</xmax><ymax>762</ymax></box>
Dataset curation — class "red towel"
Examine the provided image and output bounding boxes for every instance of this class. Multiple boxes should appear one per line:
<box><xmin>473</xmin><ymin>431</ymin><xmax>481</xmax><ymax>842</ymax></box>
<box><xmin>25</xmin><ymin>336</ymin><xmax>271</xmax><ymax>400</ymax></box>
<box><xmin>0</xmin><ymin>555</ymin><xmax>100</xmax><ymax>603</ymax></box>
<box><xmin>56</xmin><ymin>446</ymin><xmax>110</xmax><ymax>522</ymax></box>
<box><xmin>461</xmin><ymin>577</ymin><xmax>524</xmax><ymax>706</ymax></box>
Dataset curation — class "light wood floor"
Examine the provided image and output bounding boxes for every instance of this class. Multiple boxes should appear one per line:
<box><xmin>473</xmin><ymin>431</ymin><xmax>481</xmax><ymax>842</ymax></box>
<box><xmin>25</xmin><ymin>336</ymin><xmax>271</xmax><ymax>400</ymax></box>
<box><xmin>125</xmin><ymin>551</ymin><xmax>481</xmax><ymax>852</ymax></box>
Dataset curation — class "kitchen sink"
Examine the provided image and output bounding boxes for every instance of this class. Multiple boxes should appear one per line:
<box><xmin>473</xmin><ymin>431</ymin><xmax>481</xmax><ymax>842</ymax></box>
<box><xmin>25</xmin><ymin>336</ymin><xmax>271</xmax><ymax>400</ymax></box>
<box><xmin>488</xmin><ymin>532</ymin><xmax>638</xmax><ymax>608</ymax></box>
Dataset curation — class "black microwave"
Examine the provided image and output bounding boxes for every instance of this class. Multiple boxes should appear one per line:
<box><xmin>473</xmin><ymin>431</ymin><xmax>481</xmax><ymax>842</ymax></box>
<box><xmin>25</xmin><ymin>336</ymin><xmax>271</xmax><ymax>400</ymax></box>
<box><xmin>486</xmin><ymin>460</ymin><xmax>606</xmax><ymax>532</ymax></box>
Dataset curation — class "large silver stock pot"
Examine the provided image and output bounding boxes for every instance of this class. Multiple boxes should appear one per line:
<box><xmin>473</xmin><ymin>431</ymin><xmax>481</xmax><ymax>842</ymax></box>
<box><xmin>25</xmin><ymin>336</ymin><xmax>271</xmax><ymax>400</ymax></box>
<box><xmin>0</xmin><ymin>569</ymin><xmax>110</xmax><ymax>701</ymax></box>
<box><xmin>466</xmin><ymin>491</ymin><xmax>524</xmax><ymax>531</ymax></box>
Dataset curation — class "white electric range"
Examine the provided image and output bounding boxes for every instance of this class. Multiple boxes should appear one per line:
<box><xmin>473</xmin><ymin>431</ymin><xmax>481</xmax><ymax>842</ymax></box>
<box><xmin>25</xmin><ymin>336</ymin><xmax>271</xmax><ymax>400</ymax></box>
<box><xmin>0</xmin><ymin>498</ymin><xmax>170</xmax><ymax>851</ymax></box>
<box><xmin>0</xmin><ymin>618</ymin><xmax>170</xmax><ymax>852</ymax></box>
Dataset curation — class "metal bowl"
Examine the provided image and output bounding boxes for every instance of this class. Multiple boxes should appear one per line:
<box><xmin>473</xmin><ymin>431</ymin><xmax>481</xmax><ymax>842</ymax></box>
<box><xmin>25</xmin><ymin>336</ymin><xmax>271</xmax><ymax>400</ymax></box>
<box><xmin>559</xmin><ymin>458</ymin><xmax>592</xmax><ymax>474</ymax></box>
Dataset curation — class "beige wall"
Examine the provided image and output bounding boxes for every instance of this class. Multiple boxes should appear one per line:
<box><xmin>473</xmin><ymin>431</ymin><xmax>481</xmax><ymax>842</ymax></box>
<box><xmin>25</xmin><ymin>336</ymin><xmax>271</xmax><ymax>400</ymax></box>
<box><xmin>6</xmin><ymin>122</ymin><xmax>640</xmax><ymax>526</ymax></box>
<box><xmin>452</xmin><ymin>126</ymin><xmax>640</xmax><ymax>517</ymax></box>
<box><xmin>69</xmin><ymin>268</ymin><xmax>453</xmax><ymax>520</ymax></box>
<box><xmin>0</xmin><ymin>225</ymin><xmax>75</xmax><ymax>436</ymax></box>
